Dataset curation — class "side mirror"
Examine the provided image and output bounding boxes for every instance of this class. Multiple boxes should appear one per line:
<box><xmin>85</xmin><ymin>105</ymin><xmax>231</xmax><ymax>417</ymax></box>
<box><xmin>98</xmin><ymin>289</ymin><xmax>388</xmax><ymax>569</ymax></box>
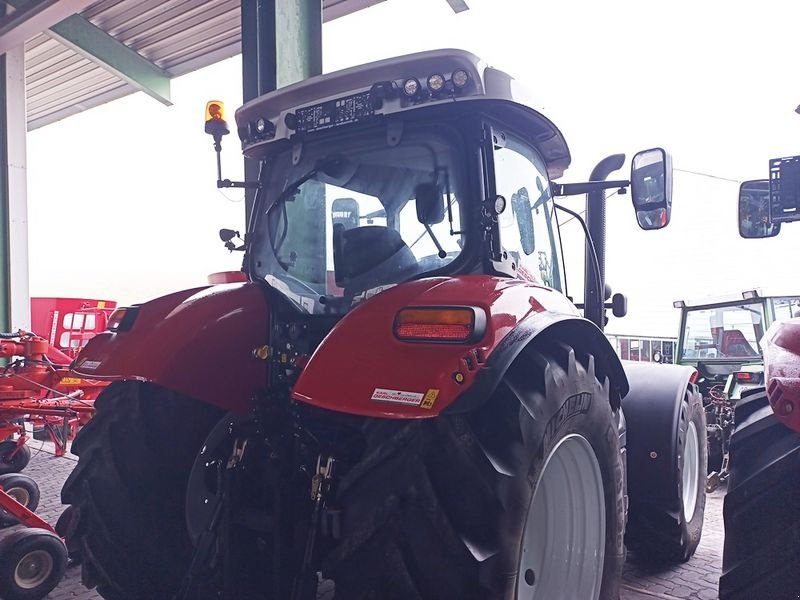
<box><xmin>415</xmin><ymin>183</ymin><xmax>445</xmax><ymax>224</ymax></box>
<box><xmin>331</xmin><ymin>198</ymin><xmax>360</xmax><ymax>230</ymax></box>
<box><xmin>738</xmin><ymin>179</ymin><xmax>780</xmax><ymax>238</ymax></box>
<box><xmin>631</xmin><ymin>147</ymin><xmax>672</xmax><ymax>230</ymax></box>
<box><xmin>511</xmin><ymin>187</ymin><xmax>535</xmax><ymax>254</ymax></box>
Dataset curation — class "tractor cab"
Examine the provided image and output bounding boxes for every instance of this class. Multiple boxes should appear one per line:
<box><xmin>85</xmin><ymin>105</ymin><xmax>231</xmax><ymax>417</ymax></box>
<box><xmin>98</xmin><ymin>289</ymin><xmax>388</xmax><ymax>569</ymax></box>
<box><xmin>208</xmin><ymin>50</ymin><xmax>670</xmax><ymax>320</ymax></box>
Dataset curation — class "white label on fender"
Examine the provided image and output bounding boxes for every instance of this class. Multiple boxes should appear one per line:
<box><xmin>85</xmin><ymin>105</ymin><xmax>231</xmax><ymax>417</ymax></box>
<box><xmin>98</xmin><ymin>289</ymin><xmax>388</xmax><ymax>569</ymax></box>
<box><xmin>371</xmin><ymin>388</ymin><xmax>424</xmax><ymax>406</ymax></box>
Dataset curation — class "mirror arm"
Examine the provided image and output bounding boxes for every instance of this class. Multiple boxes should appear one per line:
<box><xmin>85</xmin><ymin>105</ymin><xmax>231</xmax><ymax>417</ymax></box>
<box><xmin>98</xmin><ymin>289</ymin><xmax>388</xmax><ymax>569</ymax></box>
<box><xmin>552</xmin><ymin>180</ymin><xmax>630</xmax><ymax>197</ymax></box>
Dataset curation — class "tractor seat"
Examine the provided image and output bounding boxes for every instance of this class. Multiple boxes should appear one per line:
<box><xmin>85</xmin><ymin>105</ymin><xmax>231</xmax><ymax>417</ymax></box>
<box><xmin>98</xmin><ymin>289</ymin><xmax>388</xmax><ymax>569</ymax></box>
<box><xmin>719</xmin><ymin>329</ymin><xmax>758</xmax><ymax>357</ymax></box>
<box><xmin>333</xmin><ymin>224</ymin><xmax>418</xmax><ymax>292</ymax></box>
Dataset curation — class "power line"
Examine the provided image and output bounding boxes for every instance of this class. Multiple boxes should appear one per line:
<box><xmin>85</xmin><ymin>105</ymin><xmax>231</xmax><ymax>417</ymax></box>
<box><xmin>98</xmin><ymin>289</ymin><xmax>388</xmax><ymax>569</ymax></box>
<box><xmin>673</xmin><ymin>168</ymin><xmax>742</xmax><ymax>184</ymax></box>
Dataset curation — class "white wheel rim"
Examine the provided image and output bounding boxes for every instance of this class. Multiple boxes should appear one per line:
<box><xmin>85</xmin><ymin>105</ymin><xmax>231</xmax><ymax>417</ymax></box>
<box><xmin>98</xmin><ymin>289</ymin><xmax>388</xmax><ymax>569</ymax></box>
<box><xmin>682</xmin><ymin>421</ymin><xmax>699</xmax><ymax>522</ymax></box>
<box><xmin>14</xmin><ymin>550</ymin><xmax>53</xmax><ymax>589</ymax></box>
<box><xmin>6</xmin><ymin>487</ymin><xmax>29</xmax><ymax>507</ymax></box>
<box><xmin>517</xmin><ymin>434</ymin><xmax>606</xmax><ymax>600</ymax></box>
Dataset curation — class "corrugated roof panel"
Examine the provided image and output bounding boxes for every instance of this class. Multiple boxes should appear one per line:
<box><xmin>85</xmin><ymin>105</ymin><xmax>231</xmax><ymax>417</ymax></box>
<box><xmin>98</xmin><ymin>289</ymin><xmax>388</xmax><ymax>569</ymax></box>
<box><xmin>23</xmin><ymin>0</ymin><xmax>390</xmax><ymax>129</ymax></box>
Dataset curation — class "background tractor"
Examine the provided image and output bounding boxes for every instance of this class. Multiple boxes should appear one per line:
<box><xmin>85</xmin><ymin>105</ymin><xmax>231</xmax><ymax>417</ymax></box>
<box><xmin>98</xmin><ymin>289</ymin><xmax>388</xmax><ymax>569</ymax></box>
<box><xmin>59</xmin><ymin>50</ymin><xmax>707</xmax><ymax>600</ymax></box>
<box><xmin>673</xmin><ymin>291</ymin><xmax>800</xmax><ymax>488</ymax></box>
<box><xmin>718</xmin><ymin>159</ymin><xmax>800</xmax><ymax>600</ymax></box>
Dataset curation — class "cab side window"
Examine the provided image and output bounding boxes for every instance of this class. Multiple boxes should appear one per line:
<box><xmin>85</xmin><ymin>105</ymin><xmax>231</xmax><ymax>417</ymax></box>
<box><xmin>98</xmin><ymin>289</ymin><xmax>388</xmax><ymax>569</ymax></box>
<box><xmin>493</xmin><ymin>133</ymin><xmax>563</xmax><ymax>290</ymax></box>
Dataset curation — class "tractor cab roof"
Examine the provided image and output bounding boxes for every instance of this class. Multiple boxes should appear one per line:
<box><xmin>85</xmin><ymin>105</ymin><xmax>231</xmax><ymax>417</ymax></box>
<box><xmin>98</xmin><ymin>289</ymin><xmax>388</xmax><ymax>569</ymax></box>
<box><xmin>675</xmin><ymin>289</ymin><xmax>800</xmax><ymax>310</ymax></box>
<box><xmin>235</xmin><ymin>49</ymin><xmax>571</xmax><ymax>179</ymax></box>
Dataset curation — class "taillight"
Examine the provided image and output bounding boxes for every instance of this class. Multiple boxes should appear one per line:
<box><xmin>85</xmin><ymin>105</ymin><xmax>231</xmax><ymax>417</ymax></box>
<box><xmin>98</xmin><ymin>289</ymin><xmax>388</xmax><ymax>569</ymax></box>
<box><xmin>394</xmin><ymin>307</ymin><xmax>484</xmax><ymax>343</ymax></box>
<box><xmin>736</xmin><ymin>371</ymin><xmax>752</xmax><ymax>382</ymax></box>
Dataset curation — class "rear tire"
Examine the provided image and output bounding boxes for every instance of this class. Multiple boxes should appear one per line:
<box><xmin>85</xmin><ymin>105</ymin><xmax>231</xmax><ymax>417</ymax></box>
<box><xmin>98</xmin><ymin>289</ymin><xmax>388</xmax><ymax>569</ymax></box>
<box><xmin>324</xmin><ymin>343</ymin><xmax>625</xmax><ymax>600</ymax></box>
<box><xmin>719</xmin><ymin>388</ymin><xmax>800</xmax><ymax>600</ymax></box>
<box><xmin>625</xmin><ymin>384</ymin><xmax>706</xmax><ymax>563</ymax></box>
<box><xmin>59</xmin><ymin>382</ymin><xmax>223</xmax><ymax>600</ymax></box>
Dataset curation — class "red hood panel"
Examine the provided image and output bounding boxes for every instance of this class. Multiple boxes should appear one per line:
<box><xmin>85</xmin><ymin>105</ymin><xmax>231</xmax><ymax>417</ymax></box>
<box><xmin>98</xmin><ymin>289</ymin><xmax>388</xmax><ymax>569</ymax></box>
<box><xmin>292</xmin><ymin>276</ymin><xmax>577</xmax><ymax>418</ymax></box>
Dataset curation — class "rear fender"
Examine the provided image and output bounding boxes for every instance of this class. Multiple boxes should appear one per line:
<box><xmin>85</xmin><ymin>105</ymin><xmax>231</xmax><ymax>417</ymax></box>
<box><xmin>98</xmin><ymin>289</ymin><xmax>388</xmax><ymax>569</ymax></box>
<box><xmin>71</xmin><ymin>283</ymin><xmax>268</xmax><ymax>413</ymax></box>
<box><xmin>622</xmin><ymin>362</ymin><xmax>696</xmax><ymax>505</ymax></box>
<box><xmin>292</xmin><ymin>275</ymin><xmax>628</xmax><ymax>418</ymax></box>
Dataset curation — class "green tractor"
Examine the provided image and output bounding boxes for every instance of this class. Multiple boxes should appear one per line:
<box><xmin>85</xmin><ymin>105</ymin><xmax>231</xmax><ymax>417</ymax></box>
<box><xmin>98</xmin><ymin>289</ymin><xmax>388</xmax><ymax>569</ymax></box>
<box><xmin>673</xmin><ymin>291</ymin><xmax>800</xmax><ymax>489</ymax></box>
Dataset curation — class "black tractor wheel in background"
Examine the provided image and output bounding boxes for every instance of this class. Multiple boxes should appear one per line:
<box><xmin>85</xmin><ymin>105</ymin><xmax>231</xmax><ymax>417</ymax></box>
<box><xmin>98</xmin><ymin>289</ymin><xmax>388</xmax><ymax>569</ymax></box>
<box><xmin>325</xmin><ymin>343</ymin><xmax>626</xmax><ymax>600</ymax></box>
<box><xmin>719</xmin><ymin>388</ymin><xmax>800</xmax><ymax>600</ymax></box>
<box><xmin>0</xmin><ymin>442</ymin><xmax>31</xmax><ymax>474</ymax></box>
<box><xmin>625</xmin><ymin>384</ymin><xmax>706</xmax><ymax>563</ymax></box>
<box><xmin>0</xmin><ymin>528</ymin><xmax>67</xmax><ymax>600</ymax></box>
<box><xmin>60</xmin><ymin>382</ymin><xmax>223</xmax><ymax>600</ymax></box>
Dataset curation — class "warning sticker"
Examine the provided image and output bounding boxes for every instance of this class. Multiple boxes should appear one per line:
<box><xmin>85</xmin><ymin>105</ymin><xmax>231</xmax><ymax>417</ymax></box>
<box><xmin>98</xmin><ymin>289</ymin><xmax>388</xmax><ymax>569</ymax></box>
<box><xmin>78</xmin><ymin>359</ymin><xmax>101</xmax><ymax>371</ymax></box>
<box><xmin>420</xmin><ymin>389</ymin><xmax>440</xmax><ymax>410</ymax></box>
<box><xmin>371</xmin><ymin>388</ymin><xmax>424</xmax><ymax>406</ymax></box>
<box><xmin>59</xmin><ymin>377</ymin><xmax>82</xmax><ymax>385</ymax></box>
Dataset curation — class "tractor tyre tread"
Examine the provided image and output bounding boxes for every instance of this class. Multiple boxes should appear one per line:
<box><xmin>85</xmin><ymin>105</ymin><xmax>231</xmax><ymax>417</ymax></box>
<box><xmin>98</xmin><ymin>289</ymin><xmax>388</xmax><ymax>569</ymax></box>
<box><xmin>324</xmin><ymin>343</ymin><xmax>625</xmax><ymax>600</ymax></box>
<box><xmin>60</xmin><ymin>382</ymin><xmax>222</xmax><ymax>600</ymax></box>
<box><xmin>720</xmin><ymin>388</ymin><xmax>800</xmax><ymax>600</ymax></box>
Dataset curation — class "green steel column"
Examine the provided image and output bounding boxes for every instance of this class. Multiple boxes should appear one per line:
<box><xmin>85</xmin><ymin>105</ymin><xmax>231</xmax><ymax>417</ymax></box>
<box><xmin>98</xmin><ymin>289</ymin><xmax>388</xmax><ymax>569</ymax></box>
<box><xmin>241</xmin><ymin>0</ymin><xmax>322</xmax><ymax>219</ymax></box>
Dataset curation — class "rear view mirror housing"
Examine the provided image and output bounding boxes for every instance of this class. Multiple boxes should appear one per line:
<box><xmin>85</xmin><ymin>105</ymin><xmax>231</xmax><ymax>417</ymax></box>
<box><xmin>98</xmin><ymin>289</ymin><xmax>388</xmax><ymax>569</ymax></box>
<box><xmin>738</xmin><ymin>179</ymin><xmax>780</xmax><ymax>238</ymax></box>
<box><xmin>331</xmin><ymin>198</ymin><xmax>360</xmax><ymax>230</ymax></box>
<box><xmin>631</xmin><ymin>148</ymin><xmax>672</xmax><ymax>230</ymax></box>
<box><xmin>415</xmin><ymin>183</ymin><xmax>445</xmax><ymax>224</ymax></box>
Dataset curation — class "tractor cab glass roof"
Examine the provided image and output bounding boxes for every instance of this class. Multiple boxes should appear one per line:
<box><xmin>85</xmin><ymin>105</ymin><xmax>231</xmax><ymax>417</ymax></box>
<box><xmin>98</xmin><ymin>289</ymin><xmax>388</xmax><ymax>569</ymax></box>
<box><xmin>248</xmin><ymin>123</ymin><xmax>467</xmax><ymax>314</ymax></box>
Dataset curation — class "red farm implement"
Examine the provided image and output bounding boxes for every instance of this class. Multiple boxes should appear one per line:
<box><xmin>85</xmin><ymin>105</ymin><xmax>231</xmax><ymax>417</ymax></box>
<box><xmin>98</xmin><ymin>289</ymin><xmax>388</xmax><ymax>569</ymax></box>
<box><xmin>0</xmin><ymin>299</ymin><xmax>114</xmax><ymax>469</ymax></box>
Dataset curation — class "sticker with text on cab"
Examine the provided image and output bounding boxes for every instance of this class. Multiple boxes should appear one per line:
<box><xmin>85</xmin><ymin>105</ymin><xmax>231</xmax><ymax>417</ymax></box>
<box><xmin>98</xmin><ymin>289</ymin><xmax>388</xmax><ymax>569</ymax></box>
<box><xmin>371</xmin><ymin>388</ymin><xmax>424</xmax><ymax>406</ymax></box>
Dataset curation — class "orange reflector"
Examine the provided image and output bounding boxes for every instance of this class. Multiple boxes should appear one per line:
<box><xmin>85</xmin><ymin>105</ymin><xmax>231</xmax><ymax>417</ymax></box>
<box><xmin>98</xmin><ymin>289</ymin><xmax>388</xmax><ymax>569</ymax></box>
<box><xmin>394</xmin><ymin>308</ymin><xmax>476</xmax><ymax>342</ymax></box>
<box><xmin>205</xmin><ymin>100</ymin><xmax>226</xmax><ymax>123</ymax></box>
<box><xmin>736</xmin><ymin>371</ymin><xmax>753</xmax><ymax>381</ymax></box>
<box><xmin>688</xmin><ymin>370</ymin><xmax>699</xmax><ymax>384</ymax></box>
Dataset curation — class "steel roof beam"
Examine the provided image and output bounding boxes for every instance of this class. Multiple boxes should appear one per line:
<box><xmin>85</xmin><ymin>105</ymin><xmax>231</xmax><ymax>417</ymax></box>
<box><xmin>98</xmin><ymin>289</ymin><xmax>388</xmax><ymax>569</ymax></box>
<box><xmin>0</xmin><ymin>0</ymin><xmax>95</xmax><ymax>55</ymax></box>
<box><xmin>4</xmin><ymin>0</ymin><xmax>171</xmax><ymax>105</ymax></box>
<box><xmin>46</xmin><ymin>14</ymin><xmax>172</xmax><ymax>105</ymax></box>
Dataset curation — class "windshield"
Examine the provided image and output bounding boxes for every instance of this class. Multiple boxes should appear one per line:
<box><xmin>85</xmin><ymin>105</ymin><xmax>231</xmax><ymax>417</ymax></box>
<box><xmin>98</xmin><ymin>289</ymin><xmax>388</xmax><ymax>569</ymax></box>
<box><xmin>680</xmin><ymin>302</ymin><xmax>765</xmax><ymax>361</ymax></box>
<box><xmin>771</xmin><ymin>296</ymin><xmax>800</xmax><ymax>322</ymax></box>
<box><xmin>250</xmin><ymin>125</ymin><xmax>467</xmax><ymax>313</ymax></box>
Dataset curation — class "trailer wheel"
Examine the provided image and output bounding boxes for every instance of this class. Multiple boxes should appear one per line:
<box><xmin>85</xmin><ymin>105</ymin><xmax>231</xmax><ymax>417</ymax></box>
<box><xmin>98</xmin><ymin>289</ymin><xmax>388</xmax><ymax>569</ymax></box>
<box><xmin>719</xmin><ymin>388</ymin><xmax>800</xmax><ymax>600</ymax></box>
<box><xmin>60</xmin><ymin>382</ymin><xmax>223</xmax><ymax>600</ymax></box>
<box><xmin>0</xmin><ymin>473</ymin><xmax>40</xmax><ymax>526</ymax></box>
<box><xmin>625</xmin><ymin>384</ymin><xmax>706</xmax><ymax>563</ymax></box>
<box><xmin>0</xmin><ymin>528</ymin><xmax>66</xmax><ymax>600</ymax></box>
<box><xmin>0</xmin><ymin>442</ymin><xmax>31</xmax><ymax>474</ymax></box>
<box><xmin>325</xmin><ymin>343</ymin><xmax>625</xmax><ymax>600</ymax></box>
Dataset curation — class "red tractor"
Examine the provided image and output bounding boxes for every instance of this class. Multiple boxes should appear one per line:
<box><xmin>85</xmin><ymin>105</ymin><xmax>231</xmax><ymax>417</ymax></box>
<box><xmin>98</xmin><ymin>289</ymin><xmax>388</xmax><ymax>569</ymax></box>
<box><xmin>719</xmin><ymin>164</ymin><xmax>800</xmax><ymax>600</ymax></box>
<box><xmin>60</xmin><ymin>50</ymin><xmax>707</xmax><ymax>600</ymax></box>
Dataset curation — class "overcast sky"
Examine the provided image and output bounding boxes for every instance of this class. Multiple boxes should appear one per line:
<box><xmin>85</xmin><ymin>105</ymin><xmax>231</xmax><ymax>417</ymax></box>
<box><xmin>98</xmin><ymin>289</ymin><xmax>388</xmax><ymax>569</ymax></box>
<box><xmin>25</xmin><ymin>0</ymin><xmax>800</xmax><ymax>337</ymax></box>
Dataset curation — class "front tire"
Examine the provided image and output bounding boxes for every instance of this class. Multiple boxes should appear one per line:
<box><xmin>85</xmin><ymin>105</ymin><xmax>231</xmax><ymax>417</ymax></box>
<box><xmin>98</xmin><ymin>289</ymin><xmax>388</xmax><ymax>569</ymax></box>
<box><xmin>59</xmin><ymin>382</ymin><xmax>223</xmax><ymax>599</ymax></box>
<box><xmin>325</xmin><ymin>343</ymin><xmax>625</xmax><ymax>600</ymax></box>
<box><xmin>624</xmin><ymin>383</ymin><xmax>706</xmax><ymax>563</ymax></box>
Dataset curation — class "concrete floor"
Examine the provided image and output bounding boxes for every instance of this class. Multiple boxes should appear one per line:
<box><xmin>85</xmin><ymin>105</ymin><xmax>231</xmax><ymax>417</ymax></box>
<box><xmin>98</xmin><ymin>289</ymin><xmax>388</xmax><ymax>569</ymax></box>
<box><xmin>14</xmin><ymin>444</ymin><xmax>725</xmax><ymax>600</ymax></box>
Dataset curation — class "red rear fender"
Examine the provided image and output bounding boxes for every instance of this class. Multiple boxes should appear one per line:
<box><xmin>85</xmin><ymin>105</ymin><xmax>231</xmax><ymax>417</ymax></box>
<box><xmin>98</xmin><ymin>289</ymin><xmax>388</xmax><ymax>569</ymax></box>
<box><xmin>72</xmin><ymin>283</ymin><xmax>269</xmax><ymax>413</ymax></box>
<box><xmin>292</xmin><ymin>276</ymin><xmax>585</xmax><ymax>418</ymax></box>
